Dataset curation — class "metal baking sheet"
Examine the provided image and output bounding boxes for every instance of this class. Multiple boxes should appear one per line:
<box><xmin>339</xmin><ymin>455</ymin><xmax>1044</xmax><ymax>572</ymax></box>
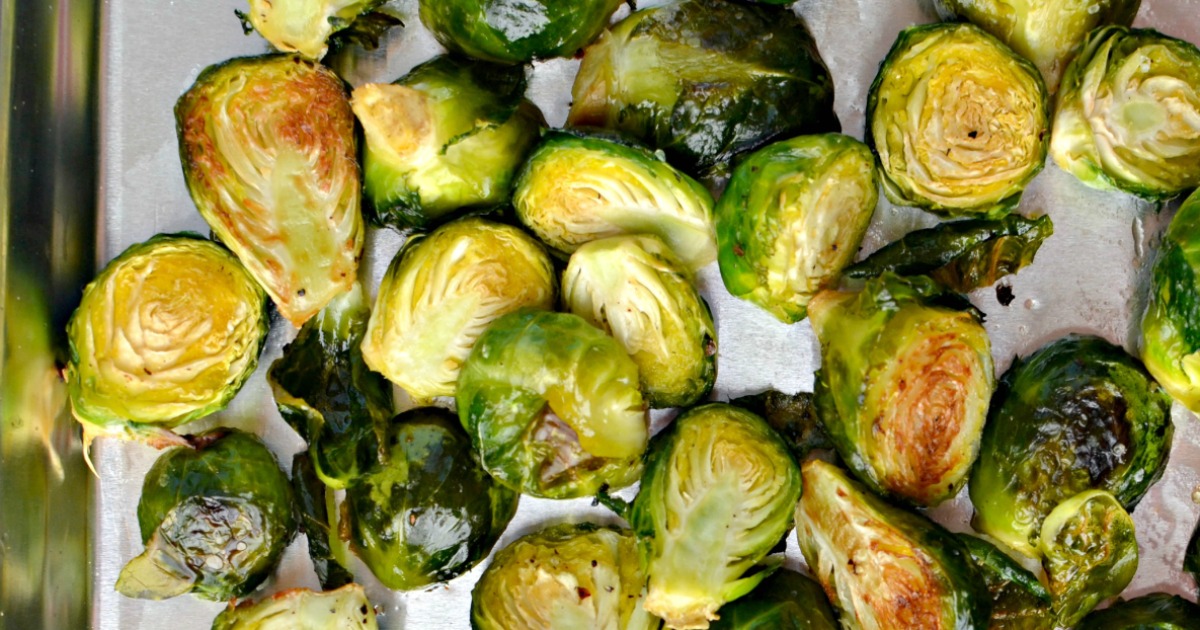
<box><xmin>92</xmin><ymin>0</ymin><xmax>1200</xmax><ymax>628</ymax></box>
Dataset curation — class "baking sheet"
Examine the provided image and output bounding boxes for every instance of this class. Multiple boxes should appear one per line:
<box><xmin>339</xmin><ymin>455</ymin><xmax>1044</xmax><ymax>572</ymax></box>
<box><xmin>92</xmin><ymin>0</ymin><xmax>1200</xmax><ymax>628</ymax></box>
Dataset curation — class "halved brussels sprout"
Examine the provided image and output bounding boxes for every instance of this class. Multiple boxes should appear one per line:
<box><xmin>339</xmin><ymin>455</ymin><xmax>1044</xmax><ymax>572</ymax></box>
<box><xmin>361</xmin><ymin>217</ymin><xmax>556</xmax><ymax>401</ymax></box>
<box><xmin>351</xmin><ymin>56</ymin><xmax>544</xmax><ymax>230</ymax></box>
<box><xmin>513</xmin><ymin>131</ymin><xmax>717</xmax><ymax>271</ymax></box>
<box><xmin>810</xmin><ymin>273</ymin><xmax>994</xmax><ymax>506</ymax></box>
<box><xmin>66</xmin><ymin>233</ymin><xmax>268</xmax><ymax>446</ymax></box>
<box><xmin>958</xmin><ymin>534</ymin><xmax>1053</xmax><ymax>629</ymax></box>
<box><xmin>239</xmin><ymin>0</ymin><xmax>396</xmax><ymax>60</ymax></box>
<box><xmin>708</xmin><ymin>570</ymin><xmax>838</xmax><ymax>630</ymax></box>
<box><xmin>457</xmin><ymin>309</ymin><xmax>648</xmax><ymax>499</ymax></box>
<box><xmin>1039</xmin><ymin>490</ymin><xmax>1138</xmax><ymax>627</ymax></box>
<box><xmin>716</xmin><ymin>134</ymin><xmax>878</xmax><ymax>323</ymax></box>
<box><xmin>1143</xmin><ymin>188</ymin><xmax>1200</xmax><ymax>412</ymax></box>
<box><xmin>630</xmin><ymin>403</ymin><xmax>801</xmax><ymax>629</ymax></box>
<box><xmin>176</xmin><ymin>54</ymin><xmax>362</xmax><ymax>327</ymax></box>
<box><xmin>291</xmin><ymin>453</ymin><xmax>353</xmax><ymax>591</ymax></box>
<box><xmin>564</xmin><ymin>235</ymin><xmax>716</xmax><ymax>408</ymax></box>
<box><xmin>1051</xmin><ymin>26</ymin><xmax>1200</xmax><ymax>199</ymax></box>
<box><xmin>970</xmin><ymin>334</ymin><xmax>1173</xmax><ymax>558</ymax></box>
<box><xmin>117</xmin><ymin>429</ymin><xmax>296</xmax><ymax>601</ymax></box>
<box><xmin>796</xmin><ymin>459</ymin><xmax>991</xmax><ymax>630</ymax></box>
<box><xmin>728</xmin><ymin>390</ymin><xmax>831</xmax><ymax>462</ymax></box>
<box><xmin>419</xmin><ymin>0</ymin><xmax>622</xmax><ymax>64</ymax></box>
<box><xmin>211</xmin><ymin>584</ymin><xmax>378</xmax><ymax>629</ymax></box>
<box><xmin>345</xmin><ymin>407</ymin><xmax>518</xmax><ymax>590</ymax></box>
<box><xmin>568</xmin><ymin>0</ymin><xmax>838</xmax><ymax>179</ymax></box>
<box><xmin>867</xmin><ymin>23</ymin><xmax>1049</xmax><ymax>216</ymax></box>
<box><xmin>471</xmin><ymin>522</ymin><xmax>658</xmax><ymax>630</ymax></box>
<box><xmin>1082</xmin><ymin>593</ymin><xmax>1200</xmax><ymax>629</ymax></box>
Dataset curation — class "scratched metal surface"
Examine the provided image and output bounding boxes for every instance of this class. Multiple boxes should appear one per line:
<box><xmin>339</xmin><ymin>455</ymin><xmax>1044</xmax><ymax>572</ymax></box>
<box><xmin>92</xmin><ymin>0</ymin><xmax>1200</xmax><ymax>628</ymax></box>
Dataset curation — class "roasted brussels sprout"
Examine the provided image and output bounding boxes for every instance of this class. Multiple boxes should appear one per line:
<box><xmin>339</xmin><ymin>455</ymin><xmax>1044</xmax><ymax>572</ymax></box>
<box><xmin>867</xmin><ymin>23</ymin><xmax>1049</xmax><ymax>216</ymax></box>
<box><xmin>116</xmin><ymin>429</ymin><xmax>296</xmax><ymax>601</ymax></box>
<box><xmin>564</xmin><ymin>235</ymin><xmax>716</xmax><ymax>408</ymax></box>
<box><xmin>513</xmin><ymin>131</ymin><xmax>717</xmax><ymax>271</ymax></box>
<box><xmin>456</xmin><ymin>309</ymin><xmax>648</xmax><ymax>499</ymax></box>
<box><xmin>958</xmin><ymin>534</ymin><xmax>1053</xmax><ymax>629</ymax></box>
<box><xmin>568</xmin><ymin>0</ymin><xmax>838</xmax><ymax>179</ymax></box>
<box><xmin>471</xmin><ymin>522</ymin><xmax>658</xmax><ymax>630</ymax></box>
<box><xmin>810</xmin><ymin>273</ymin><xmax>994</xmax><ymax>506</ymax></box>
<box><xmin>708</xmin><ymin>569</ymin><xmax>838</xmax><ymax>630</ymax></box>
<box><xmin>239</xmin><ymin>0</ymin><xmax>398</xmax><ymax>60</ymax></box>
<box><xmin>1143</xmin><ymin>188</ymin><xmax>1200</xmax><ymax>412</ymax></box>
<box><xmin>291</xmin><ymin>453</ymin><xmax>353</xmax><ymax>590</ymax></box>
<box><xmin>716</xmin><ymin>134</ymin><xmax>878</xmax><ymax>323</ymax></box>
<box><xmin>844</xmin><ymin>214</ymin><xmax>1054</xmax><ymax>294</ymax></box>
<box><xmin>345</xmin><ymin>407</ymin><xmax>518</xmax><ymax>590</ymax></box>
<box><xmin>66</xmin><ymin>233</ymin><xmax>268</xmax><ymax>446</ymax></box>
<box><xmin>1039</xmin><ymin>490</ymin><xmax>1138</xmax><ymax>626</ymax></box>
<box><xmin>176</xmin><ymin>54</ymin><xmax>362</xmax><ymax>327</ymax></box>
<box><xmin>796</xmin><ymin>459</ymin><xmax>991</xmax><ymax>630</ymax></box>
<box><xmin>1082</xmin><ymin>593</ymin><xmax>1200</xmax><ymax>629</ymax></box>
<box><xmin>970</xmin><ymin>334</ymin><xmax>1173</xmax><ymax>558</ymax></box>
<box><xmin>419</xmin><ymin>0</ymin><xmax>621</xmax><ymax>65</ymax></box>
<box><xmin>351</xmin><ymin>56</ymin><xmax>544</xmax><ymax>230</ymax></box>
<box><xmin>1051</xmin><ymin>26</ymin><xmax>1200</xmax><ymax>199</ymax></box>
<box><xmin>361</xmin><ymin>217</ymin><xmax>556</xmax><ymax>401</ymax></box>
<box><xmin>1188</xmin><ymin>513</ymin><xmax>1200</xmax><ymax>582</ymax></box>
<box><xmin>211</xmin><ymin>584</ymin><xmax>378</xmax><ymax>629</ymax></box>
<box><xmin>727</xmin><ymin>390</ymin><xmax>831</xmax><ymax>462</ymax></box>
<box><xmin>630</xmin><ymin>403</ymin><xmax>801</xmax><ymax>629</ymax></box>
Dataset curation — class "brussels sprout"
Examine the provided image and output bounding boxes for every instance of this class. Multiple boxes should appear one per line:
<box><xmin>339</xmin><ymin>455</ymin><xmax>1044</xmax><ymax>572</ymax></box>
<box><xmin>513</xmin><ymin>131</ymin><xmax>717</xmax><ymax>271</ymax></box>
<box><xmin>1082</xmin><ymin>593</ymin><xmax>1200</xmax><ymax>629</ymax></box>
<box><xmin>238</xmin><ymin>0</ymin><xmax>398</xmax><ymax>60</ymax></box>
<box><xmin>361</xmin><ymin>217</ymin><xmax>556</xmax><ymax>401</ymax></box>
<box><xmin>291</xmin><ymin>452</ymin><xmax>353</xmax><ymax>590</ymax></box>
<box><xmin>211</xmin><ymin>584</ymin><xmax>378</xmax><ymax>629</ymax></box>
<box><xmin>630</xmin><ymin>403</ymin><xmax>801</xmax><ymax>629</ymax></box>
<box><xmin>176</xmin><ymin>54</ymin><xmax>362</xmax><ymax>327</ymax></box>
<box><xmin>116</xmin><ymin>429</ymin><xmax>296</xmax><ymax>601</ymax></box>
<box><xmin>471</xmin><ymin>522</ymin><xmax>658</xmax><ymax>630</ymax></box>
<box><xmin>270</xmin><ymin>283</ymin><xmax>392</xmax><ymax>489</ymax></box>
<box><xmin>568</xmin><ymin>0</ymin><xmax>838</xmax><ymax>180</ymax></box>
<box><xmin>970</xmin><ymin>334</ymin><xmax>1173</xmax><ymax>558</ymax></box>
<box><xmin>1143</xmin><ymin>188</ymin><xmax>1200</xmax><ymax>412</ymax></box>
<box><xmin>1051</xmin><ymin>26</ymin><xmax>1200</xmax><ymax>199</ymax></box>
<box><xmin>564</xmin><ymin>235</ymin><xmax>716</xmax><ymax>408</ymax></box>
<box><xmin>867</xmin><ymin>23</ymin><xmax>1049</xmax><ymax>217</ymax></box>
<box><xmin>419</xmin><ymin>0</ymin><xmax>621</xmax><ymax>65</ymax></box>
<box><xmin>716</xmin><ymin>134</ymin><xmax>878</xmax><ymax>323</ymax></box>
<box><xmin>456</xmin><ymin>309</ymin><xmax>648</xmax><ymax>499</ymax></box>
<box><xmin>1188</xmin><ymin>513</ymin><xmax>1200</xmax><ymax>582</ymax></box>
<box><xmin>796</xmin><ymin>459</ymin><xmax>991</xmax><ymax>630</ymax></box>
<box><xmin>810</xmin><ymin>273</ymin><xmax>994</xmax><ymax>506</ymax></box>
<box><xmin>66</xmin><ymin>233</ymin><xmax>268</xmax><ymax>446</ymax></box>
<box><xmin>1039</xmin><ymin>490</ymin><xmax>1138</xmax><ymax>626</ymax></box>
<box><xmin>351</xmin><ymin>56</ymin><xmax>544</xmax><ymax>230</ymax></box>
<box><xmin>958</xmin><ymin>534</ymin><xmax>1053</xmax><ymax>630</ymax></box>
<box><xmin>344</xmin><ymin>407</ymin><xmax>518</xmax><ymax>590</ymax></box>
<box><xmin>727</xmin><ymin>390</ymin><xmax>831</xmax><ymax>462</ymax></box>
<box><xmin>844</xmin><ymin>214</ymin><xmax>1054</xmax><ymax>294</ymax></box>
<box><xmin>708</xmin><ymin>570</ymin><xmax>838</xmax><ymax>630</ymax></box>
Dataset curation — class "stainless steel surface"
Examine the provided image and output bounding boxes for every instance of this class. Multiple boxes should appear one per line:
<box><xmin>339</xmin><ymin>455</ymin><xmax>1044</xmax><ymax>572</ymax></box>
<box><xmin>90</xmin><ymin>0</ymin><xmax>1200</xmax><ymax>628</ymax></box>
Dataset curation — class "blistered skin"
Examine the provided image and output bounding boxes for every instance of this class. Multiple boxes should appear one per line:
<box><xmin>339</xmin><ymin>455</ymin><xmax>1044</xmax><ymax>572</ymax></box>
<box><xmin>1143</xmin><ymin>188</ymin><xmax>1200</xmax><ymax>412</ymax></box>
<box><xmin>419</xmin><ymin>0</ymin><xmax>622</xmax><ymax>64</ymax></box>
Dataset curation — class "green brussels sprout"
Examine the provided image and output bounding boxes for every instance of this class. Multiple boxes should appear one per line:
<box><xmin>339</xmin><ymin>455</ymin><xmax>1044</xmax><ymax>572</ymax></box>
<box><xmin>513</xmin><ymin>131</ymin><xmax>717</xmax><ymax>271</ymax></box>
<box><xmin>1039</xmin><ymin>490</ymin><xmax>1139</xmax><ymax>627</ymax></box>
<box><xmin>1051</xmin><ymin>26</ymin><xmax>1200</xmax><ymax>199</ymax></box>
<box><xmin>969</xmin><ymin>334</ymin><xmax>1173</xmax><ymax>558</ymax></box>
<box><xmin>630</xmin><ymin>403</ymin><xmax>801</xmax><ymax>629</ymax></box>
<box><xmin>419</xmin><ymin>0</ymin><xmax>622</xmax><ymax>65</ymax></box>
<box><xmin>716</xmin><ymin>133</ymin><xmax>878</xmax><ymax>323</ymax></box>
<box><xmin>116</xmin><ymin>429</ymin><xmax>296</xmax><ymax>601</ymax></box>
<box><xmin>456</xmin><ymin>309</ymin><xmax>648</xmax><ymax>499</ymax></box>
<box><xmin>844</xmin><ymin>214</ymin><xmax>1054</xmax><ymax>294</ymax></box>
<box><xmin>568</xmin><ymin>0</ymin><xmax>838</xmax><ymax>180</ymax></box>
<box><xmin>810</xmin><ymin>273</ymin><xmax>995</xmax><ymax>506</ymax></box>
<box><xmin>1143</xmin><ymin>187</ymin><xmax>1200</xmax><ymax>412</ymax></box>
<box><xmin>867</xmin><ymin>23</ymin><xmax>1049</xmax><ymax>217</ymax></box>
<box><xmin>66</xmin><ymin>233</ymin><xmax>268</xmax><ymax>446</ymax></box>
<box><xmin>350</xmin><ymin>56</ymin><xmax>544</xmax><ymax>230</ymax></box>
<box><xmin>238</xmin><ymin>0</ymin><xmax>398</xmax><ymax>60</ymax></box>
<box><xmin>344</xmin><ymin>407</ymin><xmax>518</xmax><ymax>590</ymax></box>
<box><xmin>1082</xmin><ymin>593</ymin><xmax>1200</xmax><ymax>629</ymax></box>
<box><xmin>471</xmin><ymin>522</ymin><xmax>659</xmax><ymax>630</ymax></box>
<box><xmin>176</xmin><ymin>54</ymin><xmax>362</xmax><ymax>327</ymax></box>
<box><xmin>958</xmin><ymin>534</ymin><xmax>1053</xmax><ymax>630</ymax></box>
<box><xmin>211</xmin><ymin>584</ymin><xmax>378</xmax><ymax>629</ymax></box>
<box><xmin>361</xmin><ymin>217</ymin><xmax>556</xmax><ymax>401</ymax></box>
<box><xmin>727</xmin><ymin>390</ymin><xmax>832</xmax><ymax>462</ymax></box>
<box><xmin>1188</xmin><ymin>513</ymin><xmax>1200</xmax><ymax>582</ymax></box>
<box><xmin>269</xmin><ymin>283</ymin><xmax>392</xmax><ymax>489</ymax></box>
<box><xmin>291</xmin><ymin>453</ymin><xmax>353</xmax><ymax>591</ymax></box>
<box><xmin>796</xmin><ymin>459</ymin><xmax>991</xmax><ymax>630</ymax></box>
<box><xmin>564</xmin><ymin>235</ymin><xmax>716</xmax><ymax>408</ymax></box>
<box><xmin>708</xmin><ymin>570</ymin><xmax>838</xmax><ymax>630</ymax></box>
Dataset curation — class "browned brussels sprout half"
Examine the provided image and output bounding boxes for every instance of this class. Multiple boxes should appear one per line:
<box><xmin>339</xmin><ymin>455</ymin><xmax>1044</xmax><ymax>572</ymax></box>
<box><xmin>958</xmin><ymin>534</ymin><xmax>1053</xmax><ymax>629</ymax></box>
<box><xmin>970</xmin><ymin>334</ymin><xmax>1173</xmax><ymax>558</ymax></box>
<box><xmin>419</xmin><ymin>0</ymin><xmax>622</xmax><ymax>64</ymax></box>
<box><xmin>117</xmin><ymin>429</ymin><xmax>296</xmax><ymax>601</ymax></box>
<box><xmin>176</xmin><ymin>54</ymin><xmax>362</xmax><ymax>327</ymax></box>
<box><xmin>708</xmin><ymin>569</ymin><xmax>838</xmax><ymax>630</ymax></box>
<box><xmin>1082</xmin><ymin>593</ymin><xmax>1200</xmax><ymax>629</ymax></box>
<box><xmin>345</xmin><ymin>407</ymin><xmax>518</xmax><ymax>590</ymax></box>
<box><xmin>568</xmin><ymin>0</ymin><xmax>838</xmax><ymax>180</ymax></box>
<box><xmin>211</xmin><ymin>584</ymin><xmax>378</xmax><ymax>629</ymax></box>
